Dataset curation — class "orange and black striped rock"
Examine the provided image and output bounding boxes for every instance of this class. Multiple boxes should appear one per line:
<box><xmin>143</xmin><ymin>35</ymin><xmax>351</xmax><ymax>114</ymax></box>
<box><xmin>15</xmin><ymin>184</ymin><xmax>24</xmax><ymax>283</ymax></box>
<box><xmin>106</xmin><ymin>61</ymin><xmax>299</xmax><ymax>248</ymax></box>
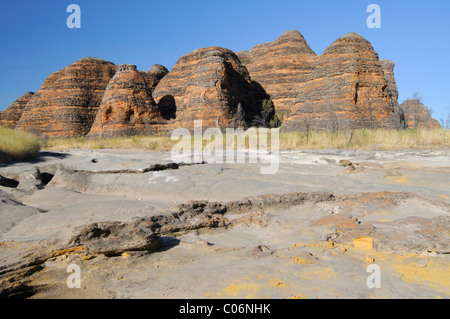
<box><xmin>380</xmin><ymin>60</ymin><xmax>399</xmax><ymax>103</ymax></box>
<box><xmin>153</xmin><ymin>46</ymin><xmax>270</xmax><ymax>131</ymax></box>
<box><xmin>87</xmin><ymin>64</ymin><xmax>167</xmax><ymax>138</ymax></box>
<box><xmin>282</xmin><ymin>33</ymin><xmax>403</xmax><ymax>132</ymax></box>
<box><xmin>399</xmin><ymin>99</ymin><xmax>441</xmax><ymax>129</ymax></box>
<box><xmin>16</xmin><ymin>57</ymin><xmax>118</xmax><ymax>137</ymax></box>
<box><xmin>236</xmin><ymin>30</ymin><xmax>316</xmax><ymax>117</ymax></box>
<box><xmin>145</xmin><ymin>64</ymin><xmax>169</xmax><ymax>94</ymax></box>
<box><xmin>0</xmin><ymin>92</ymin><xmax>35</xmax><ymax>128</ymax></box>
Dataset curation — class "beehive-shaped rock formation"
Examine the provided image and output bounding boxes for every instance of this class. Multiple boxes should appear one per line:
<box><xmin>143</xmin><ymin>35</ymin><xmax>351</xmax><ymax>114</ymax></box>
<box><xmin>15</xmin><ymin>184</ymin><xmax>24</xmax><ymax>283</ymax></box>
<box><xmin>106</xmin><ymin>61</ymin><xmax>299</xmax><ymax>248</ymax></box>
<box><xmin>237</xmin><ymin>30</ymin><xmax>316</xmax><ymax>117</ymax></box>
<box><xmin>282</xmin><ymin>33</ymin><xmax>403</xmax><ymax>131</ymax></box>
<box><xmin>0</xmin><ymin>92</ymin><xmax>35</xmax><ymax>128</ymax></box>
<box><xmin>16</xmin><ymin>58</ymin><xmax>117</xmax><ymax>137</ymax></box>
<box><xmin>399</xmin><ymin>99</ymin><xmax>441</xmax><ymax>129</ymax></box>
<box><xmin>153</xmin><ymin>46</ymin><xmax>271</xmax><ymax>130</ymax></box>
<box><xmin>88</xmin><ymin>64</ymin><xmax>166</xmax><ymax>138</ymax></box>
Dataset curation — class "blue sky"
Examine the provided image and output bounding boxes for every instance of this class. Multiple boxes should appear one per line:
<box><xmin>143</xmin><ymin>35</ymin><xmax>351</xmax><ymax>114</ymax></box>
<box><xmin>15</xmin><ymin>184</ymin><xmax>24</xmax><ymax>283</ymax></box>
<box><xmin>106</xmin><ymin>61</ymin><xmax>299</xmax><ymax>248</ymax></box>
<box><xmin>1</xmin><ymin>0</ymin><xmax>449</xmax><ymax>123</ymax></box>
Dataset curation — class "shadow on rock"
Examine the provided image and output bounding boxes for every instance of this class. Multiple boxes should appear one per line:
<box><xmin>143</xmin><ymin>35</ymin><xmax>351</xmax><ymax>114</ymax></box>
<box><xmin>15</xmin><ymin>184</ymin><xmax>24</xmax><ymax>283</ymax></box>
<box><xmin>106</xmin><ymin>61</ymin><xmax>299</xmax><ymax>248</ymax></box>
<box><xmin>157</xmin><ymin>95</ymin><xmax>177</xmax><ymax>120</ymax></box>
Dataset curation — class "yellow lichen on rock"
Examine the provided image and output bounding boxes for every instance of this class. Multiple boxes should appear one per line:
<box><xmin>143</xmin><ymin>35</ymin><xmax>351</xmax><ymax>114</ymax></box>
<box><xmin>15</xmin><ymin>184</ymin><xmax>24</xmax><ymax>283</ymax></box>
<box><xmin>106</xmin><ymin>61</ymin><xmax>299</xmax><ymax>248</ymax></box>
<box><xmin>81</xmin><ymin>254</ymin><xmax>95</xmax><ymax>260</ymax></box>
<box><xmin>271</xmin><ymin>280</ymin><xmax>288</xmax><ymax>287</ymax></box>
<box><xmin>394</xmin><ymin>177</ymin><xmax>408</xmax><ymax>184</ymax></box>
<box><xmin>393</xmin><ymin>260</ymin><xmax>450</xmax><ymax>295</ymax></box>
<box><xmin>365</xmin><ymin>256</ymin><xmax>375</xmax><ymax>263</ymax></box>
<box><xmin>221</xmin><ymin>282</ymin><xmax>261</xmax><ymax>298</ymax></box>
<box><xmin>290</xmin><ymin>294</ymin><xmax>307</xmax><ymax>299</ymax></box>
<box><xmin>353</xmin><ymin>237</ymin><xmax>373</xmax><ymax>250</ymax></box>
<box><xmin>300</xmin><ymin>267</ymin><xmax>337</xmax><ymax>282</ymax></box>
<box><xmin>52</xmin><ymin>246</ymin><xmax>83</xmax><ymax>257</ymax></box>
<box><xmin>291</xmin><ymin>254</ymin><xmax>317</xmax><ymax>265</ymax></box>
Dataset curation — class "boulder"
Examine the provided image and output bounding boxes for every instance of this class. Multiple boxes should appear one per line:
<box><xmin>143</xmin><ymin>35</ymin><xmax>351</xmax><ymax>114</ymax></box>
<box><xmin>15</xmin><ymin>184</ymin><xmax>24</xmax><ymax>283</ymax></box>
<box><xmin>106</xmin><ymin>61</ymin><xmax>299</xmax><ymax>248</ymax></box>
<box><xmin>69</xmin><ymin>220</ymin><xmax>160</xmax><ymax>255</ymax></box>
<box><xmin>0</xmin><ymin>166</ymin><xmax>43</xmax><ymax>190</ymax></box>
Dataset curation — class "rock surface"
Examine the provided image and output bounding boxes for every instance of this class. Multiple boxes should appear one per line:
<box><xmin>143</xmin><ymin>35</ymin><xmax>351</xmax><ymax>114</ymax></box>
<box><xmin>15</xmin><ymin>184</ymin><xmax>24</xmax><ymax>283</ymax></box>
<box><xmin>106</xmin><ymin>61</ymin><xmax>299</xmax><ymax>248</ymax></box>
<box><xmin>0</xmin><ymin>148</ymin><xmax>449</xmax><ymax>298</ymax></box>
<box><xmin>399</xmin><ymin>99</ymin><xmax>441</xmax><ymax>129</ymax></box>
<box><xmin>16</xmin><ymin>58</ymin><xmax>118</xmax><ymax>137</ymax></box>
<box><xmin>69</xmin><ymin>220</ymin><xmax>160</xmax><ymax>255</ymax></box>
<box><xmin>282</xmin><ymin>33</ymin><xmax>403</xmax><ymax>132</ymax></box>
<box><xmin>0</xmin><ymin>92</ymin><xmax>35</xmax><ymax>128</ymax></box>
<box><xmin>87</xmin><ymin>64</ymin><xmax>165</xmax><ymax>138</ymax></box>
<box><xmin>153</xmin><ymin>46</ymin><xmax>271</xmax><ymax>130</ymax></box>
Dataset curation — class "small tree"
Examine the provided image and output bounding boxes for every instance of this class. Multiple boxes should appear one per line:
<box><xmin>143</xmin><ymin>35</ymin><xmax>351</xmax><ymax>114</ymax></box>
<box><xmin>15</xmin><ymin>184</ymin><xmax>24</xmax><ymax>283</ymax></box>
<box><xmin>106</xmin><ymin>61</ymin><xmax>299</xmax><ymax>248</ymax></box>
<box><xmin>446</xmin><ymin>113</ymin><xmax>450</xmax><ymax>129</ymax></box>
<box><xmin>253</xmin><ymin>98</ymin><xmax>280</xmax><ymax>128</ymax></box>
<box><xmin>303</xmin><ymin>118</ymin><xmax>312</xmax><ymax>143</ymax></box>
<box><xmin>412</xmin><ymin>92</ymin><xmax>423</xmax><ymax>102</ymax></box>
<box><xmin>409</xmin><ymin>93</ymin><xmax>424</xmax><ymax>128</ymax></box>
<box><xmin>326</xmin><ymin>102</ymin><xmax>339</xmax><ymax>132</ymax></box>
<box><xmin>236</xmin><ymin>103</ymin><xmax>246</xmax><ymax>129</ymax></box>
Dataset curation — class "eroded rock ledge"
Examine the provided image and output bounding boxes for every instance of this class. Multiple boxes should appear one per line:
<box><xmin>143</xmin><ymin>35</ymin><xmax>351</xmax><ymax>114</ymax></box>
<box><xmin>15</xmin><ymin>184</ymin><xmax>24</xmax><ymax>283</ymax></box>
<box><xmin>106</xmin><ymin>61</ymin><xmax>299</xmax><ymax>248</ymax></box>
<box><xmin>0</xmin><ymin>191</ymin><xmax>334</xmax><ymax>297</ymax></box>
<box><xmin>2</xmin><ymin>189</ymin><xmax>449</xmax><ymax>298</ymax></box>
<box><xmin>68</xmin><ymin>192</ymin><xmax>336</xmax><ymax>255</ymax></box>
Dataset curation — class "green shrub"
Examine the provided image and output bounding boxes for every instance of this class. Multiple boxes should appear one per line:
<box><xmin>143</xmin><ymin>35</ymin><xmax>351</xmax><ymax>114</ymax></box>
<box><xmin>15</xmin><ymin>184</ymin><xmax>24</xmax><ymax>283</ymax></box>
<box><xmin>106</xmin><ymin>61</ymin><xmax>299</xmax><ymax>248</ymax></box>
<box><xmin>253</xmin><ymin>98</ymin><xmax>281</xmax><ymax>128</ymax></box>
<box><xmin>240</xmin><ymin>59</ymin><xmax>250</xmax><ymax>66</ymax></box>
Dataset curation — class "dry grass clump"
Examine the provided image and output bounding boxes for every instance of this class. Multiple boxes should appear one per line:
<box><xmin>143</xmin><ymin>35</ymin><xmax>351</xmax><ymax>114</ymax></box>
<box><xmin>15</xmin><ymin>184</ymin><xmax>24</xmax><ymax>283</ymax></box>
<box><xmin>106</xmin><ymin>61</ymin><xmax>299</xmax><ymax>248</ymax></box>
<box><xmin>279</xmin><ymin>129</ymin><xmax>449</xmax><ymax>150</ymax></box>
<box><xmin>0</xmin><ymin>127</ymin><xmax>41</xmax><ymax>161</ymax></box>
<box><xmin>43</xmin><ymin>129</ymin><xmax>449</xmax><ymax>152</ymax></box>
<box><xmin>44</xmin><ymin>135</ymin><xmax>177</xmax><ymax>151</ymax></box>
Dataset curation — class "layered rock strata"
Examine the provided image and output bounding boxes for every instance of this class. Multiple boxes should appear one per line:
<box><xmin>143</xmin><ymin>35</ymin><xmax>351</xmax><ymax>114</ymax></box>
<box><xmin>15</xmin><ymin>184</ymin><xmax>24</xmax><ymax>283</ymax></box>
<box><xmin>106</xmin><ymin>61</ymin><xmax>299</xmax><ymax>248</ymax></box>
<box><xmin>87</xmin><ymin>64</ymin><xmax>165</xmax><ymax>138</ymax></box>
<box><xmin>146</xmin><ymin>64</ymin><xmax>169</xmax><ymax>94</ymax></box>
<box><xmin>380</xmin><ymin>60</ymin><xmax>399</xmax><ymax>102</ymax></box>
<box><xmin>2</xmin><ymin>30</ymin><xmax>413</xmax><ymax>136</ymax></box>
<box><xmin>237</xmin><ymin>30</ymin><xmax>316</xmax><ymax>117</ymax></box>
<box><xmin>399</xmin><ymin>99</ymin><xmax>441</xmax><ymax>129</ymax></box>
<box><xmin>0</xmin><ymin>92</ymin><xmax>34</xmax><ymax>128</ymax></box>
<box><xmin>153</xmin><ymin>46</ymin><xmax>271</xmax><ymax>130</ymax></box>
<box><xmin>16</xmin><ymin>58</ymin><xmax>118</xmax><ymax>137</ymax></box>
<box><xmin>282</xmin><ymin>33</ymin><xmax>403</xmax><ymax>132</ymax></box>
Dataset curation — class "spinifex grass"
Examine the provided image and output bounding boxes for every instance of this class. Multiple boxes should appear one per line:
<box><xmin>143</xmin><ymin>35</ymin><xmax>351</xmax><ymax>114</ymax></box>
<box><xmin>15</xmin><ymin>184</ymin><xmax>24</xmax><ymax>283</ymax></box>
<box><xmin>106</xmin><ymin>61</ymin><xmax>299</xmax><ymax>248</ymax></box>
<box><xmin>44</xmin><ymin>129</ymin><xmax>449</xmax><ymax>152</ymax></box>
<box><xmin>279</xmin><ymin>129</ymin><xmax>449</xmax><ymax>150</ymax></box>
<box><xmin>0</xmin><ymin>127</ymin><xmax>41</xmax><ymax>161</ymax></box>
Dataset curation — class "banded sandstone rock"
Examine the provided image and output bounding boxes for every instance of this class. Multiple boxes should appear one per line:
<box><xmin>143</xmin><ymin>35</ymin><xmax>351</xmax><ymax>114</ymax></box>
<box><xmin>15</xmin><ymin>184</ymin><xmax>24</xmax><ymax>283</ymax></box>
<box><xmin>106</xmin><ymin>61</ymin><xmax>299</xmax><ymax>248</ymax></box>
<box><xmin>9</xmin><ymin>32</ymin><xmax>407</xmax><ymax>136</ymax></box>
<box><xmin>88</xmin><ymin>64</ymin><xmax>166</xmax><ymax>138</ymax></box>
<box><xmin>16</xmin><ymin>58</ymin><xmax>118</xmax><ymax>137</ymax></box>
<box><xmin>146</xmin><ymin>64</ymin><xmax>169</xmax><ymax>93</ymax></box>
<box><xmin>380</xmin><ymin>60</ymin><xmax>406</xmax><ymax>128</ymax></box>
<box><xmin>237</xmin><ymin>30</ymin><xmax>316</xmax><ymax>117</ymax></box>
<box><xmin>380</xmin><ymin>60</ymin><xmax>399</xmax><ymax>103</ymax></box>
<box><xmin>399</xmin><ymin>99</ymin><xmax>441</xmax><ymax>129</ymax></box>
<box><xmin>0</xmin><ymin>92</ymin><xmax>35</xmax><ymax>128</ymax></box>
<box><xmin>153</xmin><ymin>46</ymin><xmax>270</xmax><ymax>130</ymax></box>
<box><xmin>282</xmin><ymin>33</ymin><xmax>402</xmax><ymax>132</ymax></box>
